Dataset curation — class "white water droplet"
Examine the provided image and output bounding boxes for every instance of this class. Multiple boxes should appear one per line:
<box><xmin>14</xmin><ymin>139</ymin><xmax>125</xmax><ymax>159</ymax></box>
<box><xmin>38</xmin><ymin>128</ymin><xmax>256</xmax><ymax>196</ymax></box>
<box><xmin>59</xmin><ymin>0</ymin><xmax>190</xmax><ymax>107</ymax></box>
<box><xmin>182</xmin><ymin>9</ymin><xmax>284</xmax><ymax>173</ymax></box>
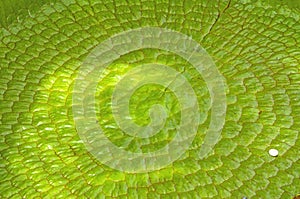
<box><xmin>269</xmin><ymin>149</ymin><xmax>278</xmax><ymax>157</ymax></box>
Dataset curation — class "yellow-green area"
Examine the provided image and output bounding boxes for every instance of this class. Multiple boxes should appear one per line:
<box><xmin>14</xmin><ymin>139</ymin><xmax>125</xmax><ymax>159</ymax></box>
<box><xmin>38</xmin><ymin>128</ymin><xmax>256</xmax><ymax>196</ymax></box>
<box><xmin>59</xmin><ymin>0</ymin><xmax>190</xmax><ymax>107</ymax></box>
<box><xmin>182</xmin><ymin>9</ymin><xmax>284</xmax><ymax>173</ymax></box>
<box><xmin>0</xmin><ymin>0</ymin><xmax>299</xmax><ymax>198</ymax></box>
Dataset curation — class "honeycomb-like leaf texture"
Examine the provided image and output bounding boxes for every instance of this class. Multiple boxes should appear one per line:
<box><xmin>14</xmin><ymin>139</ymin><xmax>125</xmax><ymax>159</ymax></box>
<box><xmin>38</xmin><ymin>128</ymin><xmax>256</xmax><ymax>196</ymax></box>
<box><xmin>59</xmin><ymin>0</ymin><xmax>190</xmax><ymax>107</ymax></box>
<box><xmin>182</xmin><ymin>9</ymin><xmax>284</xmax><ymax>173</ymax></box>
<box><xmin>0</xmin><ymin>0</ymin><xmax>299</xmax><ymax>198</ymax></box>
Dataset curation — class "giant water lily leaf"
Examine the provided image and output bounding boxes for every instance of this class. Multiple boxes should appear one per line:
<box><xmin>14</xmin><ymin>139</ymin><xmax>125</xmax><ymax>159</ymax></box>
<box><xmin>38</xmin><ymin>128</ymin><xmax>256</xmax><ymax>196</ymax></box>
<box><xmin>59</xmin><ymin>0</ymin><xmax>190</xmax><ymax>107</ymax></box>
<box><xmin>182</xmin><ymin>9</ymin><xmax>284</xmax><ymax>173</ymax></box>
<box><xmin>0</xmin><ymin>0</ymin><xmax>299</xmax><ymax>198</ymax></box>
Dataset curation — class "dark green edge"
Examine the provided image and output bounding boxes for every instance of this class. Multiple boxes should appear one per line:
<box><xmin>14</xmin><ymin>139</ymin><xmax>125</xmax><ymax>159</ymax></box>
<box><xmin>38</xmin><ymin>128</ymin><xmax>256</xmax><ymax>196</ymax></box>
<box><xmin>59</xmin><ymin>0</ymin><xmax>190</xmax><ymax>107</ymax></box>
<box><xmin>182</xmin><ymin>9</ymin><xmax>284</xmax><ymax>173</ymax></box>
<box><xmin>0</xmin><ymin>0</ymin><xmax>57</xmax><ymax>28</ymax></box>
<box><xmin>0</xmin><ymin>0</ymin><xmax>299</xmax><ymax>29</ymax></box>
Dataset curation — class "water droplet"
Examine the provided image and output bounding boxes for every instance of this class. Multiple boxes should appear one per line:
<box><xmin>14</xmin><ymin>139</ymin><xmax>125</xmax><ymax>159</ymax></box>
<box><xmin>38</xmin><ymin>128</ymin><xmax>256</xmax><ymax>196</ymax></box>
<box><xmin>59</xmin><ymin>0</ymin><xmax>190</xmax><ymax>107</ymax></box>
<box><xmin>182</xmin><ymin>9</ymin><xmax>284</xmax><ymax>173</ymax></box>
<box><xmin>268</xmin><ymin>149</ymin><xmax>278</xmax><ymax>157</ymax></box>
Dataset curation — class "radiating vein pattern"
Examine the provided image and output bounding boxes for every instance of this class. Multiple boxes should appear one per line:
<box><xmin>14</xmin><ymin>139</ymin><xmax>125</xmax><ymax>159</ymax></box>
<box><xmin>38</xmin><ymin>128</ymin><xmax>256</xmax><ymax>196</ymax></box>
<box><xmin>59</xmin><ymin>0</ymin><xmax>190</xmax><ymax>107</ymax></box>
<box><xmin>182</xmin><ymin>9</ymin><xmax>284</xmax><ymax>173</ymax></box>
<box><xmin>0</xmin><ymin>0</ymin><xmax>299</xmax><ymax>198</ymax></box>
